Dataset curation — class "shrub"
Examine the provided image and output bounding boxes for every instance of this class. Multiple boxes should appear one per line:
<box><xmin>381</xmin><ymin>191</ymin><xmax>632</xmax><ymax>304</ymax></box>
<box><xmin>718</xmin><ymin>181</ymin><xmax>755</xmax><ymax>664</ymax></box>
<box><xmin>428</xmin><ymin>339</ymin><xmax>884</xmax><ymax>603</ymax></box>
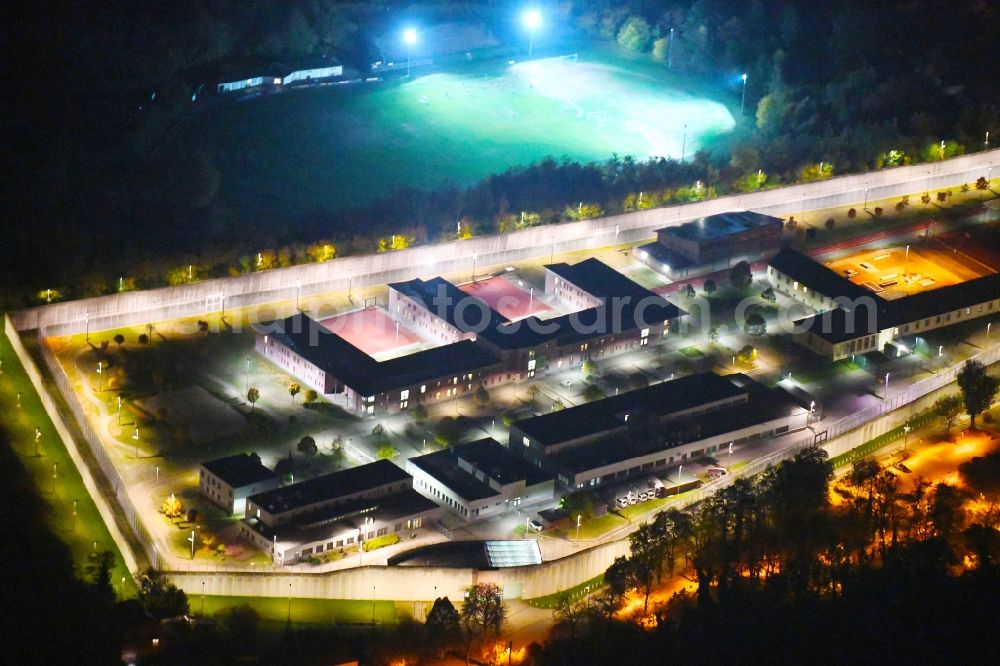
<box><xmin>362</xmin><ymin>533</ymin><xmax>401</xmax><ymax>552</ymax></box>
<box><xmin>303</xmin><ymin>389</ymin><xmax>318</xmax><ymax>405</ymax></box>
<box><xmin>847</xmin><ymin>208</ymin><xmax>857</xmax><ymax>218</ymax></box>
<box><xmin>874</xmin><ymin>207</ymin><xmax>884</xmax><ymax>216</ymax></box>
<box><xmin>825</xmin><ymin>218</ymin><xmax>835</xmax><ymax>229</ymax></box>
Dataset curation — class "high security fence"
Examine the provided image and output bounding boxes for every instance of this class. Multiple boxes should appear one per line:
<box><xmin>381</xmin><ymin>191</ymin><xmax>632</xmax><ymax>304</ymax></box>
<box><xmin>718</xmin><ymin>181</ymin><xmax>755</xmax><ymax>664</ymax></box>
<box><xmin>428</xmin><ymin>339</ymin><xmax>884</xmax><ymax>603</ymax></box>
<box><xmin>10</xmin><ymin>149</ymin><xmax>998</xmax><ymax>336</ymax></box>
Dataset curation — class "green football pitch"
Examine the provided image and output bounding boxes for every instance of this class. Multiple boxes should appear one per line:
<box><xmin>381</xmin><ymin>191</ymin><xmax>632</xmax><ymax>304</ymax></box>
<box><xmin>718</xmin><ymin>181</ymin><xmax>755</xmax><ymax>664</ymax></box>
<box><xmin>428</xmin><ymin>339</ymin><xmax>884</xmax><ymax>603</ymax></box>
<box><xmin>180</xmin><ymin>53</ymin><xmax>736</xmax><ymax>211</ymax></box>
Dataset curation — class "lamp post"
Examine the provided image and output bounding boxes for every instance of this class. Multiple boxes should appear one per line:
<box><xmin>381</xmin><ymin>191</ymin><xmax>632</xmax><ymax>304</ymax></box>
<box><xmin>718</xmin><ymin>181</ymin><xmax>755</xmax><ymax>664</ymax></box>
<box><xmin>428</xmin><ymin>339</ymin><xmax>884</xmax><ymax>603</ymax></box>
<box><xmin>34</xmin><ymin>427</ymin><xmax>41</xmax><ymax>457</ymax></box>
<box><xmin>117</xmin><ymin>394</ymin><xmax>123</xmax><ymax>426</ymax></box>
<box><xmin>85</xmin><ymin>312</ymin><xmax>90</xmax><ymax>342</ymax></box>
<box><xmin>120</xmin><ymin>576</ymin><xmax>126</xmax><ymax>598</ymax></box>
<box><xmin>96</xmin><ymin>361</ymin><xmax>104</xmax><ymax>393</ymax></box>
<box><xmin>987</xmin><ymin>322</ymin><xmax>992</xmax><ymax>346</ymax></box>
<box><xmin>740</xmin><ymin>73</ymin><xmax>748</xmax><ymax>114</ymax></box>
<box><xmin>201</xmin><ymin>581</ymin><xmax>206</xmax><ymax>616</ymax></box>
<box><xmin>680</xmin><ymin>124</ymin><xmax>687</xmax><ymax>163</ymax></box>
<box><xmin>404</xmin><ymin>28</ymin><xmax>417</xmax><ymax>77</ymax></box>
<box><xmin>668</xmin><ymin>27</ymin><xmax>674</xmax><ymax>68</ymax></box>
<box><xmin>864</xmin><ymin>186</ymin><xmax>869</xmax><ymax>210</ymax></box>
<box><xmin>188</xmin><ymin>529</ymin><xmax>196</xmax><ymax>559</ymax></box>
<box><xmin>903</xmin><ymin>423</ymin><xmax>912</xmax><ymax>452</ymax></box>
<box><xmin>677</xmin><ymin>465</ymin><xmax>683</xmax><ymax>484</ymax></box>
<box><xmin>883</xmin><ymin>372</ymin><xmax>890</xmax><ymax>400</ymax></box>
<box><xmin>524</xmin><ymin>9</ymin><xmax>542</xmax><ymax>58</ymax></box>
<box><xmin>133</xmin><ymin>427</ymin><xmax>140</xmax><ymax>458</ymax></box>
<box><xmin>288</xmin><ymin>582</ymin><xmax>293</xmax><ymax>623</ymax></box>
<box><xmin>576</xmin><ymin>514</ymin><xmax>581</xmax><ymax>541</ymax></box>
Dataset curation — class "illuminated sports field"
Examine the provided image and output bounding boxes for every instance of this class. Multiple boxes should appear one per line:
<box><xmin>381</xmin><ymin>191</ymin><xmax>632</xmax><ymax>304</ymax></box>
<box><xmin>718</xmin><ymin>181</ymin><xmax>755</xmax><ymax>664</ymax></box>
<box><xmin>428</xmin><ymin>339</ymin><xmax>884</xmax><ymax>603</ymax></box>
<box><xmin>824</xmin><ymin>243</ymin><xmax>995</xmax><ymax>300</ymax></box>
<box><xmin>184</xmin><ymin>54</ymin><xmax>736</xmax><ymax>210</ymax></box>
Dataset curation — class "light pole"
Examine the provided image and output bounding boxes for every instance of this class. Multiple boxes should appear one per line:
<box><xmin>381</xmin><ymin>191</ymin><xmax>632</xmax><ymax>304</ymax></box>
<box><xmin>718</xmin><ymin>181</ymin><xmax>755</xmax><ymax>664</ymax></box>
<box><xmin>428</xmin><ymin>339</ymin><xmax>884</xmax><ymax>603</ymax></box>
<box><xmin>34</xmin><ymin>427</ymin><xmax>41</xmax><ymax>457</ymax></box>
<box><xmin>120</xmin><ymin>576</ymin><xmax>126</xmax><ymax>598</ymax></box>
<box><xmin>903</xmin><ymin>423</ymin><xmax>912</xmax><ymax>452</ymax></box>
<box><xmin>904</xmin><ymin>245</ymin><xmax>910</xmax><ymax>276</ymax></box>
<box><xmin>201</xmin><ymin>581</ymin><xmax>205</xmax><ymax>616</ymax></box>
<box><xmin>85</xmin><ymin>312</ymin><xmax>90</xmax><ymax>342</ymax></box>
<box><xmin>740</xmin><ymin>73</ymin><xmax>748</xmax><ymax>114</ymax></box>
<box><xmin>668</xmin><ymin>27</ymin><xmax>674</xmax><ymax>68</ymax></box>
<box><xmin>245</xmin><ymin>357</ymin><xmax>250</xmax><ymax>394</ymax></box>
<box><xmin>133</xmin><ymin>427</ymin><xmax>140</xmax><ymax>458</ymax></box>
<box><xmin>403</xmin><ymin>28</ymin><xmax>417</xmax><ymax>77</ymax></box>
<box><xmin>96</xmin><ymin>361</ymin><xmax>104</xmax><ymax>393</ymax></box>
<box><xmin>677</xmin><ymin>465</ymin><xmax>683</xmax><ymax>484</ymax></box>
<box><xmin>681</xmin><ymin>123</ymin><xmax>687</xmax><ymax>163</ymax></box>
<box><xmin>883</xmin><ymin>372</ymin><xmax>890</xmax><ymax>400</ymax></box>
<box><xmin>372</xmin><ymin>585</ymin><xmax>376</xmax><ymax>624</ymax></box>
<box><xmin>728</xmin><ymin>442</ymin><xmax>733</xmax><ymax>458</ymax></box>
<box><xmin>188</xmin><ymin>529</ymin><xmax>196</xmax><ymax>559</ymax></box>
<box><xmin>288</xmin><ymin>583</ymin><xmax>293</xmax><ymax>623</ymax></box>
<box><xmin>524</xmin><ymin>9</ymin><xmax>541</xmax><ymax>58</ymax></box>
<box><xmin>117</xmin><ymin>394</ymin><xmax>123</xmax><ymax>426</ymax></box>
<box><xmin>987</xmin><ymin>322</ymin><xmax>992</xmax><ymax>346</ymax></box>
<box><xmin>576</xmin><ymin>514</ymin><xmax>581</xmax><ymax>541</ymax></box>
<box><xmin>472</xmin><ymin>253</ymin><xmax>477</xmax><ymax>283</ymax></box>
<box><xmin>864</xmin><ymin>186</ymin><xmax>869</xmax><ymax>210</ymax></box>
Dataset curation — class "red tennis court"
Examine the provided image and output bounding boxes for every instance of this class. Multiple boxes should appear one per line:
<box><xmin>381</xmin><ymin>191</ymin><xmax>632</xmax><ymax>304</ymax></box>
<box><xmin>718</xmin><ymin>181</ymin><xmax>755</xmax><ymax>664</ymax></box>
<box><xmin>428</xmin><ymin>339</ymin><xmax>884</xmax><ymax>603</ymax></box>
<box><xmin>319</xmin><ymin>308</ymin><xmax>423</xmax><ymax>356</ymax></box>
<box><xmin>459</xmin><ymin>276</ymin><xmax>551</xmax><ymax>321</ymax></box>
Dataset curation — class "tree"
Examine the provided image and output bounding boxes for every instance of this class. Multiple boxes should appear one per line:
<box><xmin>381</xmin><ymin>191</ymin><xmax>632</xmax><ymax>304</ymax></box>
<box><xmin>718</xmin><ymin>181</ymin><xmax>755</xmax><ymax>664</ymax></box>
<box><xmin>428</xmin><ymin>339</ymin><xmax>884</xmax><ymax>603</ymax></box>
<box><xmin>161</xmin><ymin>493</ymin><xmax>183</xmax><ymax>519</ymax></box>
<box><xmin>561</xmin><ymin>490</ymin><xmax>596</xmax><ymax>521</ymax></box>
<box><xmin>297</xmin><ymin>435</ymin><xmax>318</xmax><ymax>456</ymax></box>
<box><xmin>730</xmin><ymin>261</ymin><xmax>753</xmax><ymax>289</ymax></box>
<box><xmin>247</xmin><ymin>387</ymin><xmax>260</xmax><ymax>412</ymax></box>
<box><xmin>425</xmin><ymin>597</ymin><xmax>461</xmax><ymax>658</ymax></box>
<box><xmin>956</xmin><ymin>359</ymin><xmax>999</xmax><ymax>429</ymax></box>
<box><xmin>552</xmin><ymin>592</ymin><xmax>594</xmax><ymax>640</ymax></box>
<box><xmin>652</xmin><ymin>37</ymin><xmax>669</xmax><ymax>62</ymax></box>
<box><xmin>136</xmin><ymin>569</ymin><xmax>188</xmax><ymax>620</ymax></box>
<box><xmin>959</xmin><ymin>449</ymin><xmax>1000</xmax><ymax>500</ymax></box>
<box><xmin>138</xmin><ymin>333</ymin><xmax>149</xmax><ymax>345</ymax></box>
<box><xmin>413</xmin><ymin>403</ymin><xmax>428</xmax><ymax>422</ymax></box>
<box><xmin>473</xmin><ymin>385</ymin><xmax>490</xmax><ymax>407</ymax></box>
<box><xmin>113</xmin><ymin>333</ymin><xmax>125</xmax><ymax>347</ymax></box>
<box><xmin>372</xmin><ymin>423</ymin><xmax>388</xmax><ymax>443</ymax></box>
<box><xmin>975</xmin><ymin>176</ymin><xmax>989</xmax><ymax>192</ymax></box>
<box><xmin>581</xmin><ymin>359</ymin><xmax>598</xmax><ymax>381</ymax></box>
<box><xmin>288</xmin><ymin>382</ymin><xmax>301</xmax><ymax>403</ymax></box>
<box><xmin>376</xmin><ymin>444</ymin><xmax>397</xmax><ymax>460</ymax></box>
<box><xmin>84</xmin><ymin>549</ymin><xmax>116</xmax><ymax>605</ymax></box>
<box><xmin>460</xmin><ymin>583</ymin><xmax>506</xmax><ymax>644</ymax></box>
<box><xmin>847</xmin><ymin>208</ymin><xmax>857</xmax><ymax>219</ymax></box>
<box><xmin>703</xmin><ymin>279</ymin><xmax>717</xmax><ymax>295</ymax></box>
<box><xmin>934</xmin><ymin>394</ymin><xmax>963</xmax><ymax>435</ymax></box>
<box><xmin>603</xmin><ymin>556</ymin><xmax>635</xmax><ymax>615</ymax></box>
<box><xmin>745</xmin><ymin>312</ymin><xmax>766</xmax><ymax>335</ymax></box>
<box><xmin>616</xmin><ymin>16</ymin><xmax>651</xmax><ymax>52</ymax></box>
<box><xmin>582</xmin><ymin>383</ymin><xmax>605</xmax><ymax>402</ymax></box>
<box><xmin>761</xmin><ymin>287</ymin><xmax>776</xmax><ymax>303</ymax></box>
<box><xmin>737</xmin><ymin>345</ymin><xmax>757</xmax><ymax>364</ymax></box>
<box><xmin>683</xmin><ymin>284</ymin><xmax>696</xmax><ymax>299</ymax></box>
<box><xmin>303</xmin><ymin>388</ymin><xmax>317</xmax><ymax>405</ymax></box>
<box><xmin>219</xmin><ymin>604</ymin><xmax>260</xmax><ymax>645</ymax></box>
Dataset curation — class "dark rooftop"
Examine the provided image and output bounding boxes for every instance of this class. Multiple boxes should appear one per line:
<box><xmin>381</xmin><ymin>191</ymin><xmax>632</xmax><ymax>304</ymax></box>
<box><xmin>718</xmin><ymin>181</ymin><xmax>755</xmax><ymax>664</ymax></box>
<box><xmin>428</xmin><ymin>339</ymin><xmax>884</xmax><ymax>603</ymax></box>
<box><xmin>408</xmin><ymin>438</ymin><xmax>553</xmax><ymax>501</ymax></box>
<box><xmin>770</xmin><ymin>247</ymin><xmax>873</xmax><ymax>302</ymax></box>
<box><xmin>657</xmin><ymin>211</ymin><xmax>783</xmax><ymax>242</ymax></box>
<box><xmin>265</xmin><ymin>313</ymin><xmax>500</xmax><ymax>396</ymax></box>
<box><xmin>389</xmin><ymin>277</ymin><xmax>509</xmax><ymax>334</ymax></box>
<box><xmin>247</xmin><ymin>459</ymin><xmax>411</xmax><ymax>515</ymax></box>
<box><xmin>546</xmin><ymin>377</ymin><xmax>805</xmax><ymax>475</ymax></box>
<box><xmin>201</xmin><ymin>453</ymin><xmax>276</xmax><ymax>489</ymax></box>
<box><xmin>635</xmin><ymin>241</ymin><xmax>694</xmax><ymax>272</ymax></box>
<box><xmin>513</xmin><ymin>373</ymin><xmax>747</xmax><ymax>447</ymax></box>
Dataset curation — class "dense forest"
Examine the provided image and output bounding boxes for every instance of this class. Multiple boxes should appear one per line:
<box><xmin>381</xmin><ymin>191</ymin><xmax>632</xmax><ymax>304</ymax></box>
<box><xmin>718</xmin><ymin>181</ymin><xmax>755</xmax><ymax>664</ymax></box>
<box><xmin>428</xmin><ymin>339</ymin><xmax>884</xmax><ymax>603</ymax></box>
<box><xmin>3</xmin><ymin>0</ymin><xmax>997</xmax><ymax>308</ymax></box>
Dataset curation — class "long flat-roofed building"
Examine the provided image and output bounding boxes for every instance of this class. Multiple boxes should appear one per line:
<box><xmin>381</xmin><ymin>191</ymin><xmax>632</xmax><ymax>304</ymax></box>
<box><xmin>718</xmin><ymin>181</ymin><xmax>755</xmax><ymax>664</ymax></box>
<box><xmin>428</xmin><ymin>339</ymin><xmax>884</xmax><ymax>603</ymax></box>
<box><xmin>406</xmin><ymin>438</ymin><xmax>555</xmax><ymax>521</ymax></box>
<box><xmin>240</xmin><ymin>459</ymin><xmax>440</xmax><ymax>564</ymax></box>
<box><xmin>510</xmin><ymin>372</ymin><xmax>810</xmax><ymax>489</ymax></box>
<box><xmin>635</xmin><ymin>211</ymin><xmax>783</xmax><ymax>278</ymax></box>
<box><xmin>257</xmin><ymin>313</ymin><xmax>501</xmax><ymax>414</ymax></box>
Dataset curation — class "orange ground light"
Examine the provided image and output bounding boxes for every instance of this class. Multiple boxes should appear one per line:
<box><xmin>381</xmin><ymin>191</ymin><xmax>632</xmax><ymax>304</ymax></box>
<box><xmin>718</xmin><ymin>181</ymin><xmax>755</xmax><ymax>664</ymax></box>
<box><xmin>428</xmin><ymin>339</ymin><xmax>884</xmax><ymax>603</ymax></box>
<box><xmin>896</xmin><ymin>430</ymin><xmax>998</xmax><ymax>493</ymax></box>
<box><xmin>825</xmin><ymin>244</ymin><xmax>994</xmax><ymax>300</ymax></box>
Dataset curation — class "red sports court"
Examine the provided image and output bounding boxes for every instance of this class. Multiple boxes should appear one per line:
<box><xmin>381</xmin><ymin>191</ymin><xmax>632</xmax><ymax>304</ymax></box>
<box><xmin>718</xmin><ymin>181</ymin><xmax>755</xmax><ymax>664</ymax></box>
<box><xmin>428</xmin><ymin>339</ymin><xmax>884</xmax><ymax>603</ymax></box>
<box><xmin>459</xmin><ymin>275</ymin><xmax>552</xmax><ymax>321</ymax></box>
<box><xmin>319</xmin><ymin>307</ymin><xmax>423</xmax><ymax>356</ymax></box>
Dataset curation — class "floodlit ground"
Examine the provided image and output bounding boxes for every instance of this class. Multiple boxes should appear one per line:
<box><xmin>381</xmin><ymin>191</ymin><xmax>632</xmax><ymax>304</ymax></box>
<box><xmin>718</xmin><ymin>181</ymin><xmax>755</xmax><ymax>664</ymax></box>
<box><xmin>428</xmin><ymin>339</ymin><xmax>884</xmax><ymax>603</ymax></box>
<box><xmin>459</xmin><ymin>275</ymin><xmax>553</xmax><ymax>320</ymax></box>
<box><xmin>170</xmin><ymin>53</ymin><xmax>735</xmax><ymax>211</ymax></box>
<box><xmin>895</xmin><ymin>428</ymin><xmax>998</xmax><ymax>493</ymax></box>
<box><xmin>320</xmin><ymin>306</ymin><xmax>431</xmax><ymax>359</ymax></box>
<box><xmin>824</xmin><ymin>243</ymin><xmax>994</xmax><ymax>300</ymax></box>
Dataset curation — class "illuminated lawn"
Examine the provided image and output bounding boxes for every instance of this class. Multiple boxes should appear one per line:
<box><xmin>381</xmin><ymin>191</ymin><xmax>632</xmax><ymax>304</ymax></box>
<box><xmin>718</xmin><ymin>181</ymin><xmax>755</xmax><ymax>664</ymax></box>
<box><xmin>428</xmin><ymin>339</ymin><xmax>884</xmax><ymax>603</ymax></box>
<box><xmin>172</xmin><ymin>52</ymin><xmax>735</xmax><ymax>210</ymax></box>
<box><xmin>0</xmin><ymin>333</ymin><xmax>136</xmax><ymax>595</ymax></box>
<box><xmin>199</xmin><ymin>595</ymin><xmax>397</xmax><ymax>626</ymax></box>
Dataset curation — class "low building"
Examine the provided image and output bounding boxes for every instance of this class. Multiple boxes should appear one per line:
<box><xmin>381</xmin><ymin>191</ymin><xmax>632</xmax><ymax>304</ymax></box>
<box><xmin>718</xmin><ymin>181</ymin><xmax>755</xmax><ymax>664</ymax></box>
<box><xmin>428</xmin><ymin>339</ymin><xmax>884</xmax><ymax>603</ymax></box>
<box><xmin>199</xmin><ymin>453</ymin><xmax>278</xmax><ymax>514</ymax></box>
<box><xmin>635</xmin><ymin>211</ymin><xmax>783</xmax><ymax>278</ymax></box>
<box><xmin>510</xmin><ymin>373</ymin><xmax>810</xmax><ymax>489</ymax></box>
<box><xmin>240</xmin><ymin>459</ymin><xmax>440</xmax><ymax>564</ymax></box>
<box><xmin>282</xmin><ymin>59</ymin><xmax>343</xmax><ymax>85</ymax></box>
<box><xmin>407</xmin><ymin>438</ymin><xmax>555</xmax><ymax>521</ymax></box>
<box><xmin>769</xmin><ymin>247</ymin><xmax>1000</xmax><ymax>360</ymax></box>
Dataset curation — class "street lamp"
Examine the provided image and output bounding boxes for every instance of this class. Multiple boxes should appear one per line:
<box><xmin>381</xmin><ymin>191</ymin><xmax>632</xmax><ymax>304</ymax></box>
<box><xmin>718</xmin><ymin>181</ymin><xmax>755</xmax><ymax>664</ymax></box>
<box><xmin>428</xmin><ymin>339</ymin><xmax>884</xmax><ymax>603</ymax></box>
<box><xmin>903</xmin><ymin>423</ymin><xmax>912</xmax><ymax>451</ymax></box>
<box><xmin>523</xmin><ymin>9</ymin><xmax>542</xmax><ymax>58</ymax></box>
<box><xmin>667</xmin><ymin>27</ymin><xmax>674</xmax><ymax>68</ymax></box>
<box><xmin>864</xmin><ymin>186</ymin><xmax>869</xmax><ymax>210</ymax></box>
<box><xmin>681</xmin><ymin>123</ymin><xmax>687</xmax><ymax>163</ymax></box>
<box><xmin>96</xmin><ymin>361</ymin><xmax>104</xmax><ymax>393</ymax></box>
<box><xmin>117</xmin><ymin>394</ymin><xmax>123</xmax><ymax>426</ymax></box>
<box><xmin>188</xmin><ymin>529</ymin><xmax>196</xmax><ymax>559</ymax></box>
<box><xmin>403</xmin><ymin>28</ymin><xmax>417</xmax><ymax>77</ymax></box>
<box><xmin>677</xmin><ymin>465</ymin><xmax>683</xmax><ymax>484</ymax></box>
<box><xmin>576</xmin><ymin>514</ymin><xmax>582</xmax><ymax>541</ymax></box>
<box><xmin>883</xmin><ymin>372</ymin><xmax>890</xmax><ymax>400</ymax></box>
<box><xmin>133</xmin><ymin>427</ymin><xmax>140</xmax><ymax>459</ymax></box>
<box><xmin>987</xmin><ymin>322</ymin><xmax>992</xmax><ymax>346</ymax></box>
<box><xmin>35</xmin><ymin>426</ymin><xmax>41</xmax><ymax>456</ymax></box>
<box><xmin>740</xmin><ymin>73</ymin><xmax>748</xmax><ymax>113</ymax></box>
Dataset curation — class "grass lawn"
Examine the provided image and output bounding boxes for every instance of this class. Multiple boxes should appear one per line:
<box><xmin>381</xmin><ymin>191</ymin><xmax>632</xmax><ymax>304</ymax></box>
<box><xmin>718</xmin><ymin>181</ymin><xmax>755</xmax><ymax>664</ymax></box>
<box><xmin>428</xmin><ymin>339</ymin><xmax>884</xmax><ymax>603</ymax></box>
<box><xmin>678</xmin><ymin>346</ymin><xmax>704</xmax><ymax>359</ymax></box>
<box><xmin>198</xmin><ymin>595</ymin><xmax>397</xmax><ymax>626</ymax></box>
<box><xmin>550</xmin><ymin>512</ymin><xmax>628</xmax><ymax>540</ymax></box>
<box><xmin>526</xmin><ymin>573</ymin><xmax>605</xmax><ymax>609</ymax></box>
<box><xmin>0</xmin><ymin>331</ymin><xmax>137</xmax><ymax>595</ymax></box>
<box><xmin>166</xmin><ymin>51</ymin><xmax>735</xmax><ymax>212</ymax></box>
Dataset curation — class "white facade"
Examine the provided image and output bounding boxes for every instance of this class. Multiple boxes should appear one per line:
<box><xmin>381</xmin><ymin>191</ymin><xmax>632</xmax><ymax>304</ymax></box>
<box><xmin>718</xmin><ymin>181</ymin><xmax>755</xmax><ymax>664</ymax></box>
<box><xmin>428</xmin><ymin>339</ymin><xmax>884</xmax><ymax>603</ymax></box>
<box><xmin>282</xmin><ymin>65</ymin><xmax>343</xmax><ymax>85</ymax></box>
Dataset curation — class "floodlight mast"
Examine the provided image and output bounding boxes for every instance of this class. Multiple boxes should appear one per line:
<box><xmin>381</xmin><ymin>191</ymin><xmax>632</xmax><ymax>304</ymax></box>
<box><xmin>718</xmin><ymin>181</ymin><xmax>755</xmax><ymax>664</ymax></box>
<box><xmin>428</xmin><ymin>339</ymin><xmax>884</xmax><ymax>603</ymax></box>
<box><xmin>403</xmin><ymin>28</ymin><xmax>417</xmax><ymax>77</ymax></box>
<box><xmin>524</xmin><ymin>9</ymin><xmax>542</xmax><ymax>57</ymax></box>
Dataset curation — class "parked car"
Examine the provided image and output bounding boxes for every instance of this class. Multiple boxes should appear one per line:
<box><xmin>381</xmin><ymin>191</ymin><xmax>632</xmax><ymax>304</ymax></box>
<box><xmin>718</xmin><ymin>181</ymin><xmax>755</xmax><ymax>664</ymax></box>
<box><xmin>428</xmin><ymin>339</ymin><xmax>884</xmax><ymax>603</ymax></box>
<box><xmin>527</xmin><ymin>519</ymin><xmax>544</xmax><ymax>532</ymax></box>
